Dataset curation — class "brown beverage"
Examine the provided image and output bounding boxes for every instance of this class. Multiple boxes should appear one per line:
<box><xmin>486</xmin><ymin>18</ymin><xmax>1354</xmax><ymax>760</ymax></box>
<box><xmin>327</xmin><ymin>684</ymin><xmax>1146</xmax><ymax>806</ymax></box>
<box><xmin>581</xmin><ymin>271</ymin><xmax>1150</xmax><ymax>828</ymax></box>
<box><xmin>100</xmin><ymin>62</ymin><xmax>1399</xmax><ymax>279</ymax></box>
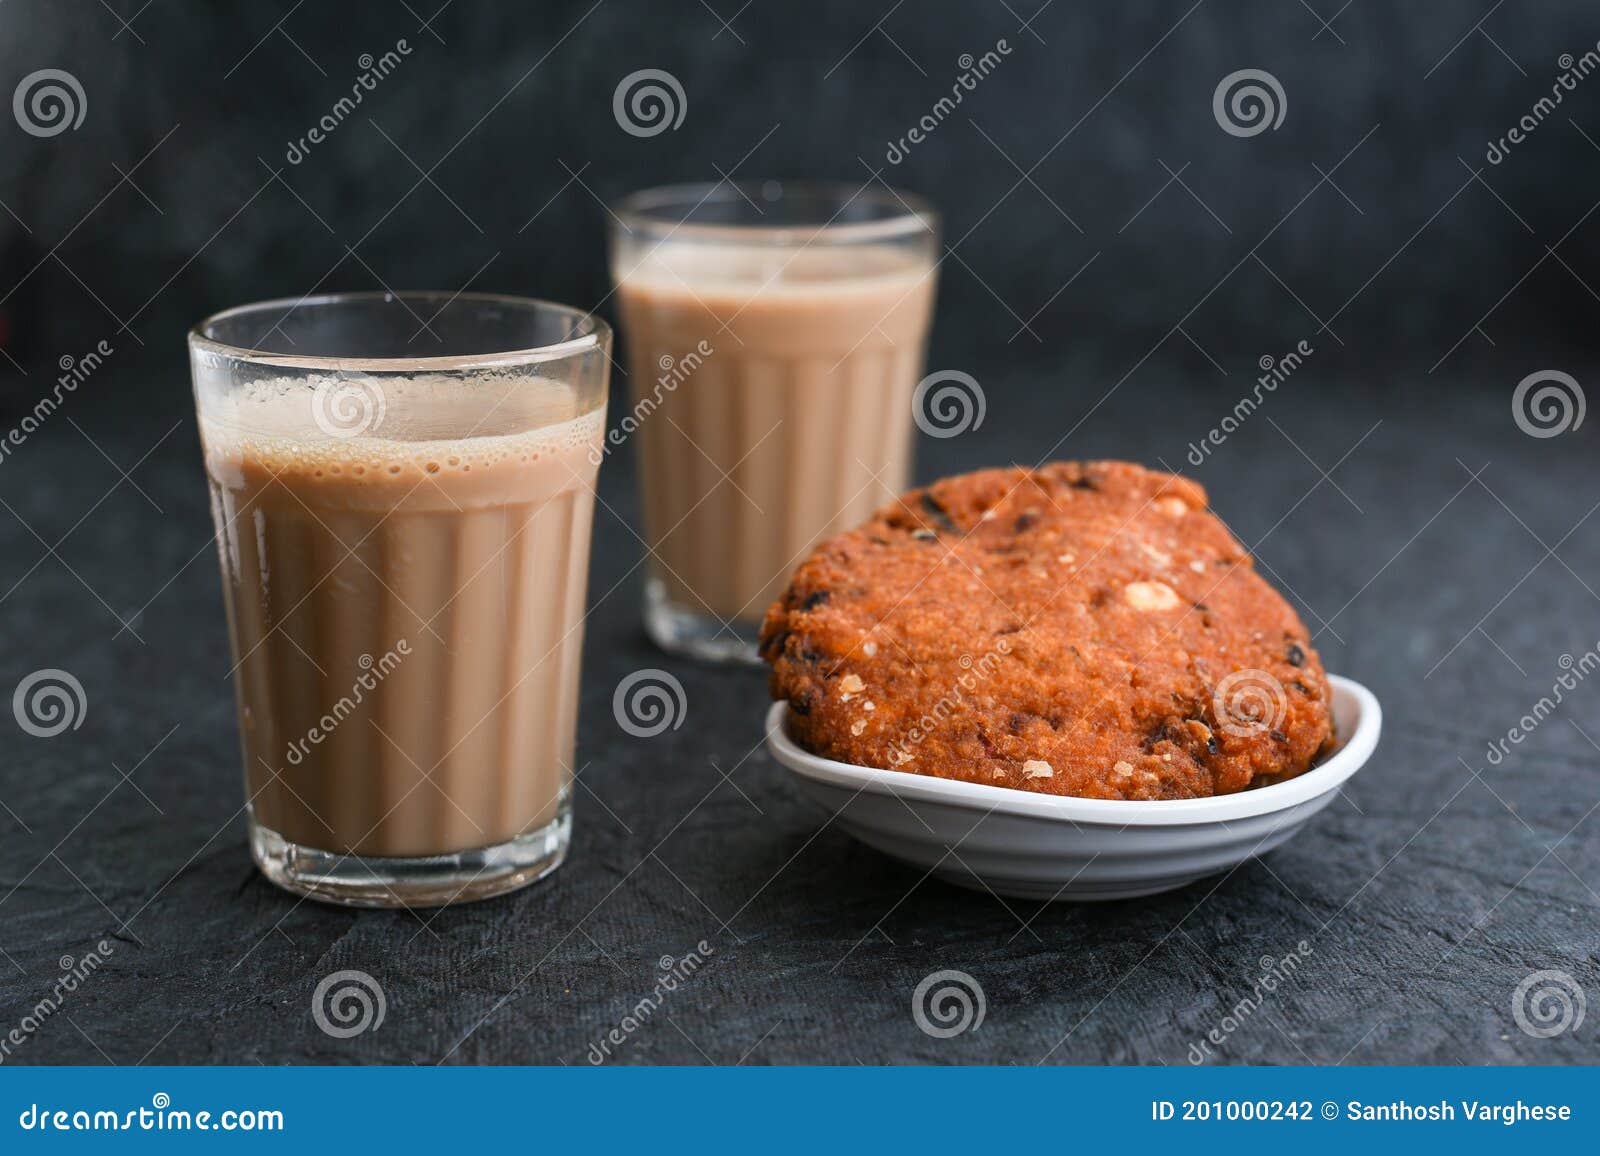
<box><xmin>614</xmin><ymin>239</ymin><xmax>937</xmax><ymax>650</ymax></box>
<box><xmin>200</xmin><ymin>376</ymin><xmax>602</xmax><ymax>863</ymax></box>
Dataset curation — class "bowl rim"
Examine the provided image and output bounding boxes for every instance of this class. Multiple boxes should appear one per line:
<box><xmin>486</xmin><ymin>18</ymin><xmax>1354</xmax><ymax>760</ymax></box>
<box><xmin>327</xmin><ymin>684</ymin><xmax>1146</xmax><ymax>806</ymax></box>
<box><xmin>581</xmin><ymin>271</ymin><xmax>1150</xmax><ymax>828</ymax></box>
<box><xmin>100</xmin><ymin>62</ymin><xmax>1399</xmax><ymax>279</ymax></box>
<box><xmin>764</xmin><ymin>674</ymin><xmax>1381</xmax><ymax>827</ymax></box>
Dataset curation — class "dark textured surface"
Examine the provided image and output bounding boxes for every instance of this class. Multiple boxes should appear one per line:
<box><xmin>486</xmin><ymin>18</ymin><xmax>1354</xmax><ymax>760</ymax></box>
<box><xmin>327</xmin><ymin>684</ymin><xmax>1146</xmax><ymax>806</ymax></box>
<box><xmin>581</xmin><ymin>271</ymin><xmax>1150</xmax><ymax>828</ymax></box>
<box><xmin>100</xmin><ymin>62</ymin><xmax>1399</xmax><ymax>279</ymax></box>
<box><xmin>2</xmin><ymin>364</ymin><xmax>1598</xmax><ymax>1065</ymax></box>
<box><xmin>0</xmin><ymin>1</ymin><xmax>1598</xmax><ymax>1066</ymax></box>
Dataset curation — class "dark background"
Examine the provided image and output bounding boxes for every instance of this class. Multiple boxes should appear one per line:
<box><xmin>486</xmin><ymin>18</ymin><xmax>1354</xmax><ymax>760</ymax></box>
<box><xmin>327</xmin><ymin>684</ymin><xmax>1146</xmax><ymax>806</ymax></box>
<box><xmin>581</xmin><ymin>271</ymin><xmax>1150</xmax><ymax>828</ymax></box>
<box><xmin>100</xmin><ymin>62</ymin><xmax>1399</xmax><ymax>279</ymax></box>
<box><xmin>0</xmin><ymin>1</ymin><xmax>1596</xmax><ymax>1065</ymax></box>
<box><xmin>3</xmin><ymin>0</ymin><xmax>1600</xmax><ymax>377</ymax></box>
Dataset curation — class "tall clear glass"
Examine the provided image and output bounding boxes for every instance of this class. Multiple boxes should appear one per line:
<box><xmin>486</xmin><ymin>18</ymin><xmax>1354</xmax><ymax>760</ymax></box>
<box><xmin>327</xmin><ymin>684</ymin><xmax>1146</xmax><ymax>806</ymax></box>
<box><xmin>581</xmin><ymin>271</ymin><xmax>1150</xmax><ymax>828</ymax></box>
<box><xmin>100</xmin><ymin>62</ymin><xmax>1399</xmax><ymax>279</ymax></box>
<box><xmin>610</xmin><ymin>182</ymin><xmax>939</xmax><ymax>664</ymax></box>
<box><xmin>189</xmin><ymin>293</ymin><xmax>609</xmax><ymax>907</ymax></box>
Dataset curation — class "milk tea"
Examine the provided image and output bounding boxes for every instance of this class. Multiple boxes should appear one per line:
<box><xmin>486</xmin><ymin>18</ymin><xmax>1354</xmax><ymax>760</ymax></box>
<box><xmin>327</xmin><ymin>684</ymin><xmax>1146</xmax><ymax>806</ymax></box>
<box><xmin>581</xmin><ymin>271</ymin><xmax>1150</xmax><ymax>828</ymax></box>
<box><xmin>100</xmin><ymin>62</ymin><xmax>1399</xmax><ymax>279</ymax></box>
<box><xmin>615</xmin><ymin>242</ymin><xmax>937</xmax><ymax>630</ymax></box>
<box><xmin>199</xmin><ymin>375</ymin><xmax>602</xmax><ymax>858</ymax></box>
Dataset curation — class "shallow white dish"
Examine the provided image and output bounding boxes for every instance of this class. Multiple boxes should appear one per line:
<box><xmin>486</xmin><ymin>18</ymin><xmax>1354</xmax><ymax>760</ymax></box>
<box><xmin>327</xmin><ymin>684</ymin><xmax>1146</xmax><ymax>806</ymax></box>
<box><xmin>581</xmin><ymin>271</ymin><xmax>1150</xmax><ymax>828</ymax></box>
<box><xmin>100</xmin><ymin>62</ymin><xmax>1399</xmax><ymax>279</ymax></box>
<box><xmin>765</xmin><ymin>675</ymin><xmax>1381</xmax><ymax>901</ymax></box>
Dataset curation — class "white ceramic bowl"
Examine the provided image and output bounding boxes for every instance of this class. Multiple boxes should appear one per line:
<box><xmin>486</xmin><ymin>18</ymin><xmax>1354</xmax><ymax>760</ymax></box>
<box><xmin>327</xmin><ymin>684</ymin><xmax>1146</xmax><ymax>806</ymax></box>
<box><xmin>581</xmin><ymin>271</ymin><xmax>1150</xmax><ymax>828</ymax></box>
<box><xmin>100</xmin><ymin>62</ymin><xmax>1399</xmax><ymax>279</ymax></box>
<box><xmin>765</xmin><ymin>675</ymin><xmax>1381</xmax><ymax>901</ymax></box>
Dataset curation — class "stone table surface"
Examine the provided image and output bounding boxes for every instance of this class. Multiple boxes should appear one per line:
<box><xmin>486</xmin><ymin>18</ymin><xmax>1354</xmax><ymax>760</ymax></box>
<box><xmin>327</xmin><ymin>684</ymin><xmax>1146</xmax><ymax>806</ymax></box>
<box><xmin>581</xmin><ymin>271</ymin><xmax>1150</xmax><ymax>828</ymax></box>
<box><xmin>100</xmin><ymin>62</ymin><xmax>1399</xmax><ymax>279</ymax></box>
<box><xmin>0</xmin><ymin>360</ymin><xmax>1596</xmax><ymax>1066</ymax></box>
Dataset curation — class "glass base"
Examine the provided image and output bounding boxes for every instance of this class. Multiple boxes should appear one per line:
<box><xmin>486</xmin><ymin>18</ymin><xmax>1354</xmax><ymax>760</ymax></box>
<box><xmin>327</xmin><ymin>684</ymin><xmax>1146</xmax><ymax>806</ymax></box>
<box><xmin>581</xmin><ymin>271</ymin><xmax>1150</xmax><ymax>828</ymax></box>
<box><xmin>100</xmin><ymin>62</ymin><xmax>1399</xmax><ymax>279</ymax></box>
<box><xmin>249</xmin><ymin>810</ymin><xmax>571</xmax><ymax>909</ymax></box>
<box><xmin>643</xmin><ymin>577</ymin><xmax>763</xmax><ymax>665</ymax></box>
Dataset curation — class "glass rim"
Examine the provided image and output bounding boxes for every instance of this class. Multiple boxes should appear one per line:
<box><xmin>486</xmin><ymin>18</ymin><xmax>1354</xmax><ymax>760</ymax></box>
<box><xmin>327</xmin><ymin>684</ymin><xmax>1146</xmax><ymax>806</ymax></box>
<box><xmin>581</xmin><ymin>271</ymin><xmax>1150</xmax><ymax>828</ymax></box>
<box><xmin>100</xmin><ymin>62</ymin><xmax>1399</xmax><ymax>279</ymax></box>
<box><xmin>188</xmin><ymin>291</ymin><xmax>610</xmax><ymax>373</ymax></box>
<box><xmin>610</xmin><ymin>181</ymin><xmax>939</xmax><ymax>245</ymax></box>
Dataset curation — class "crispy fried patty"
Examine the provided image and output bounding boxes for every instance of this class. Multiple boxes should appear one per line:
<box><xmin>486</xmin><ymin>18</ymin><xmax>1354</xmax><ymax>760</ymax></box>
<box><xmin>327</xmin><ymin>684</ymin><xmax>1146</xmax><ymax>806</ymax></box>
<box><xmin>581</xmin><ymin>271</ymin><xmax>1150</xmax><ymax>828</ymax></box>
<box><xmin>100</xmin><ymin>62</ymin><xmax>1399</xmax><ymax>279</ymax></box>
<box><xmin>760</xmin><ymin>461</ymin><xmax>1334</xmax><ymax>799</ymax></box>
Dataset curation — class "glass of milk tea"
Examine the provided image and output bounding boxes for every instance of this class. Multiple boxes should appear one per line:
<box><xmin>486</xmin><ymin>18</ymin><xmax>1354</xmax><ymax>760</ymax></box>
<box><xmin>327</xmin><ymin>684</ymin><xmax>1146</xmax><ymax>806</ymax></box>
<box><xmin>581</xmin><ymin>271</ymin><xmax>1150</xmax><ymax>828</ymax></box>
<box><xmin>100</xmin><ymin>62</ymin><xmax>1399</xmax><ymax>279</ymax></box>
<box><xmin>610</xmin><ymin>182</ymin><xmax>939</xmax><ymax>664</ymax></box>
<box><xmin>189</xmin><ymin>293</ymin><xmax>609</xmax><ymax>907</ymax></box>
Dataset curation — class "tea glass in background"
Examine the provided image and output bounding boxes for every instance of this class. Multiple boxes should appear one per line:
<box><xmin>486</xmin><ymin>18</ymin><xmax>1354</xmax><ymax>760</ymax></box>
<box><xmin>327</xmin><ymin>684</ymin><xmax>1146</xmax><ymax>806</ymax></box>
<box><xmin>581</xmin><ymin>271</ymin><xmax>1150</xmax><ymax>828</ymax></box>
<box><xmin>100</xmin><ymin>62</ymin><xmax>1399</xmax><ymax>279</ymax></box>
<box><xmin>189</xmin><ymin>293</ymin><xmax>610</xmax><ymax>907</ymax></box>
<box><xmin>609</xmin><ymin>182</ymin><xmax>940</xmax><ymax>664</ymax></box>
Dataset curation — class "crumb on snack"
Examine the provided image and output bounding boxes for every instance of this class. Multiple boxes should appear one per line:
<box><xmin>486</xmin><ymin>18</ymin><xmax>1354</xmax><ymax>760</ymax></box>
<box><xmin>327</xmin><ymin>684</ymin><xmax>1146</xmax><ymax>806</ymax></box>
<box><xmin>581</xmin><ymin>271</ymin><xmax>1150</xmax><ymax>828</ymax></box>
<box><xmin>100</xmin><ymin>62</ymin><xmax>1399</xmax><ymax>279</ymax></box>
<box><xmin>760</xmin><ymin>460</ymin><xmax>1335</xmax><ymax>801</ymax></box>
<box><xmin>1123</xmin><ymin>580</ymin><xmax>1180</xmax><ymax>612</ymax></box>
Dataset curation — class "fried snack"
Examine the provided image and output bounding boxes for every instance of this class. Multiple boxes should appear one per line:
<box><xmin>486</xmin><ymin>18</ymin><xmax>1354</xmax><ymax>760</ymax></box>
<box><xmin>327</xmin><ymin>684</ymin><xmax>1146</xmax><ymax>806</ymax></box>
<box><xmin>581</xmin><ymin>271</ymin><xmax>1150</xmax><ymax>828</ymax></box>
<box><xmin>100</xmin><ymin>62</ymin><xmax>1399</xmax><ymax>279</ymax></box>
<box><xmin>760</xmin><ymin>461</ymin><xmax>1334</xmax><ymax>799</ymax></box>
